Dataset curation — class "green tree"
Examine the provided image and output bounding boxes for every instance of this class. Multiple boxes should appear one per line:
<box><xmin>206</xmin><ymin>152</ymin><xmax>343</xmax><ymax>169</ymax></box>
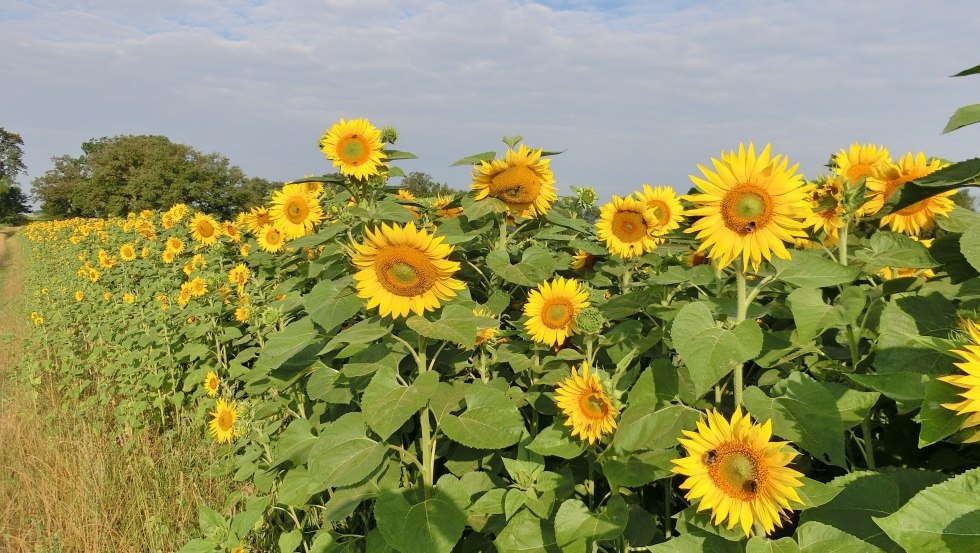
<box><xmin>0</xmin><ymin>186</ymin><xmax>30</xmax><ymax>222</ymax></box>
<box><xmin>31</xmin><ymin>135</ymin><xmax>278</xmax><ymax>218</ymax></box>
<box><xmin>400</xmin><ymin>171</ymin><xmax>457</xmax><ymax>197</ymax></box>
<box><xmin>0</xmin><ymin>127</ymin><xmax>27</xmax><ymax>196</ymax></box>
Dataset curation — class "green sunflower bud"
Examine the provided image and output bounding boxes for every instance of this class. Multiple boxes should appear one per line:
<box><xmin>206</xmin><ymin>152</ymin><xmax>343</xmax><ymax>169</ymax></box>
<box><xmin>575</xmin><ymin>307</ymin><xmax>606</xmax><ymax>335</ymax></box>
<box><xmin>380</xmin><ymin>126</ymin><xmax>399</xmax><ymax>144</ymax></box>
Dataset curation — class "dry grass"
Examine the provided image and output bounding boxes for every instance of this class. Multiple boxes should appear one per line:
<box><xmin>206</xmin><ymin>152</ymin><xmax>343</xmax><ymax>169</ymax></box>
<box><xmin>0</xmin><ymin>228</ymin><xmax>236</xmax><ymax>552</ymax></box>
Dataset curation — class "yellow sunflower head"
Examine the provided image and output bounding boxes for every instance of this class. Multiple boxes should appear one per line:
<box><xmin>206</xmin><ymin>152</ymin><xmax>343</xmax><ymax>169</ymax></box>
<box><xmin>269</xmin><ymin>183</ymin><xmax>324</xmax><ymax>239</ymax></box>
<box><xmin>685</xmin><ymin>143</ymin><xmax>812</xmax><ymax>272</ymax></box>
<box><xmin>865</xmin><ymin>152</ymin><xmax>953</xmax><ymax>236</ymax></box>
<box><xmin>470</xmin><ymin>144</ymin><xmax>557</xmax><ymax>218</ymax></box>
<box><xmin>319</xmin><ymin>118</ymin><xmax>387</xmax><ymax>180</ymax></box>
<box><xmin>351</xmin><ymin>222</ymin><xmax>465</xmax><ymax>318</ymax></box>
<box><xmin>939</xmin><ymin>320</ymin><xmax>980</xmax><ymax>443</ymax></box>
<box><xmin>257</xmin><ymin>224</ymin><xmax>287</xmax><ymax>253</ymax></box>
<box><xmin>523</xmin><ymin>276</ymin><xmax>591</xmax><ymax>347</ymax></box>
<box><xmin>554</xmin><ymin>362</ymin><xmax>618</xmax><ymax>445</ymax></box>
<box><xmin>190</xmin><ymin>212</ymin><xmax>221</xmax><ymax>245</ymax></box>
<box><xmin>300</xmin><ymin>180</ymin><xmax>324</xmax><ymax>197</ymax></box>
<box><xmin>833</xmin><ymin>143</ymin><xmax>891</xmax><ymax>185</ymax></box>
<box><xmin>246</xmin><ymin>206</ymin><xmax>272</xmax><ymax>236</ymax></box>
<box><xmin>119</xmin><ymin>243</ymin><xmax>136</xmax><ymax>261</ymax></box>
<box><xmin>203</xmin><ymin>371</ymin><xmax>220</xmax><ymax>398</ymax></box>
<box><xmin>634</xmin><ymin>184</ymin><xmax>686</xmax><ymax>235</ymax></box>
<box><xmin>122</xmin><ymin>292</ymin><xmax>135</xmax><ymax>304</ymax></box>
<box><xmin>223</xmin><ymin>221</ymin><xmax>241</xmax><ymax>243</ymax></box>
<box><xmin>234</xmin><ymin>306</ymin><xmax>250</xmax><ymax>323</ymax></box>
<box><xmin>596</xmin><ymin>195</ymin><xmax>662</xmax><ymax>259</ymax></box>
<box><xmin>165</xmin><ymin>236</ymin><xmax>185</xmax><ymax>254</ymax></box>
<box><xmin>571</xmin><ymin>249</ymin><xmax>596</xmax><ymax>271</ymax></box>
<box><xmin>228</xmin><ymin>263</ymin><xmax>250</xmax><ymax>293</ymax></box>
<box><xmin>209</xmin><ymin>398</ymin><xmax>239</xmax><ymax>444</ymax></box>
<box><xmin>672</xmin><ymin>406</ymin><xmax>805</xmax><ymax>537</ymax></box>
<box><xmin>74</xmin><ymin>290</ymin><xmax>84</xmax><ymax>302</ymax></box>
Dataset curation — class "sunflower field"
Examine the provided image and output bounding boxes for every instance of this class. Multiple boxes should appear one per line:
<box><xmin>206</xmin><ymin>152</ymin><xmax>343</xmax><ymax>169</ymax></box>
<box><xmin>16</xmin><ymin>113</ymin><xmax>980</xmax><ymax>553</ymax></box>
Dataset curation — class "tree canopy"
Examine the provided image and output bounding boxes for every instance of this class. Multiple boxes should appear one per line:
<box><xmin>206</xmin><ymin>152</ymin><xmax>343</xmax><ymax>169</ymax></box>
<box><xmin>399</xmin><ymin>171</ymin><xmax>458</xmax><ymax>197</ymax></box>
<box><xmin>0</xmin><ymin>127</ymin><xmax>30</xmax><ymax>221</ymax></box>
<box><xmin>31</xmin><ymin>135</ymin><xmax>278</xmax><ymax>219</ymax></box>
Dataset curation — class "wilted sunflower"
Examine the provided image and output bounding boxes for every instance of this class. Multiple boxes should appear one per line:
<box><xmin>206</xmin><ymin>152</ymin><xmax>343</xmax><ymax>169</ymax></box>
<box><xmin>246</xmin><ymin>207</ymin><xmax>272</xmax><ymax>236</ymax></box>
<box><xmin>119</xmin><ymin>243</ymin><xmax>136</xmax><ymax>261</ymax></box>
<box><xmin>865</xmin><ymin>152</ymin><xmax>954</xmax><ymax>236</ymax></box>
<box><xmin>596</xmin><ymin>195</ymin><xmax>661</xmax><ymax>259</ymax></box>
<box><xmin>257</xmin><ymin>224</ymin><xmax>286</xmax><ymax>253</ymax></box>
<box><xmin>190</xmin><ymin>212</ymin><xmax>221</xmax><ymax>245</ymax></box>
<box><xmin>635</xmin><ymin>184</ymin><xmax>685</xmax><ymax>235</ymax></box>
<box><xmin>523</xmin><ymin>276</ymin><xmax>590</xmax><ymax>347</ymax></box>
<box><xmin>833</xmin><ymin>143</ymin><xmax>891</xmax><ymax>185</ymax></box>
<box><xmin>351</xmin><ymin>222</ymin><xmax>465</xmax><ymax>318</ymax></box>
<box><xmin>554</xmin><ymin>362</ymin><xmax>618</xmax><ymax>445</ymax></box>
<box><xmin>209</xmin><ymin>398</ymin><xmax>238</xmax><ymax>444</ymax></box>
<box><xmin>269</xmin><ymin>183</ymin><xmax>324</xmax><ymax>239</ymax></box>
<box><xmin>471</xmin><ymin>144</ymin><xmax>557</xmax><ymax>218</ymax></box>
<box><xmin>939</xmin><ymin>320</ymin><xmax>980</xmax><ymax>442</ymax></box>
<box><xmin>672</xmin><ymin>407</ymin><xmax>805</xmax><ymax>537</ymax></box>
<box><xmin>203</xmin><ymin>371</ymin><xmax>220</xmax><ymax>398</ymax></box>
<box><xmin>319</xmin><ymin>118</ymin><xmax>387</xmax><ymax>180</ymax></box>
<box><xmin>685</xmin><ymin>143</ymin><xmax>811</xmax><ymax>272</ymax></box>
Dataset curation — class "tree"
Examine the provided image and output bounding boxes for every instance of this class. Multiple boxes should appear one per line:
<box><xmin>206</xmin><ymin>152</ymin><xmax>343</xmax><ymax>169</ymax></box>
<box><xmin>31</xmin><ymin>135</ymin><xmax>278</xmax><ymax>218</ymax></box>
<box><xmin>0</xmin><ymin>186</ymin><xmax>30</xmax><ymax>222</ymax></box>
<box><xmin>0</xmin><ymin>128</ymin><xmax>27</xmax><ymax>196</ymax></box>
<box><xmin>400</xmin><ymin>171</ymin><xmax>457</xmax><ymax>197</ymax></box>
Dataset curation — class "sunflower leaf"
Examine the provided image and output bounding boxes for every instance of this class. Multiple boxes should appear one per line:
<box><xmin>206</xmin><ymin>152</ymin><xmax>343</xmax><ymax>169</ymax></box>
<box><xmin>745</xmin><ymin>536</ymin><xmax>800</xmax><ymax>553</ymax></box>
<box><xmin>771</xmin><ymin>250</ymin><xmax>861</xmax><ymax>288</ymax></box>
<box><xmin>406</xmin><ymin>304</ymin><xmax>479</xmax><ymax>347</ymax></box>
<box><xmin>943</xmin><ymin>104</ymin><xmax>980</xmax><ymax>134</ymax></box>
<box><xmin>854</xmin><ymin>232</ymin><xmax>938</xmax><ymax>270</ymax></box>
<box><xmin>795</xmin><ymin>521</ymin><xmax>886</xmax><ymax>553</ymax></box>
<box><xmin>362</xmin><ymin>368</ymin><xmax>439</xmax><ymax>441</ymax></box>
<box><xmin>918</xmin><ymin>378</ymin><xmax>966</xmax><ymax>447</ymax></box>
<box><xmin>375</xmin><ymin>488</ymin><xmax>467</xmax><ymax>553</ymax></box>
<box><xmin>440</xmin><ymin>382</ymin><xmax>523</xmax><ymax>449</ymax></box>
<box><xmin>450</xmin><ymin>151</ymin><xmax>497</xmax><ymax>167</ymax></box>
<box><xmin>554</xmin><ymin>496</ymin><xmax>628</xmax><ymax>547</ymax></box>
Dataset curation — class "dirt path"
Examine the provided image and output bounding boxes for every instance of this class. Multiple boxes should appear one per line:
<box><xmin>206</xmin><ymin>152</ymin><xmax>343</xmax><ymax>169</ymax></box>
<box><xmin>0</xmin><ymin>227</ymin><xmax>25</xmax><ymax>374</ymax></box>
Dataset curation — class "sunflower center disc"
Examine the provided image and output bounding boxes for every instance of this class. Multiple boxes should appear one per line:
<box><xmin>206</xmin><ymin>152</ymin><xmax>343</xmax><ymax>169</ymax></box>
<box><xmin>490</xmin><ymin>166</ymin><xmax>542</xmax><ymax>209</ymax></box>
<box><xmin>581</xmin><ymin>393</ymin><xmax>609</xmax><ymax>418</ymax></box>
<box><xmin>543</xmin><ymin>299</ymin><xmax>574</xmax><ymax>329</ymax></box>
<box><xmin>376</xmin><ymin>246</ymin><xmax>438</xmax><ymax>297</ymax></box>
<box><xmin>612</xmin><ymin>211</ymin><xmax>648</xmax><ymax>242</ymax></box>
<box><xmin>735</xmin><ymin>193</ymin><xmax>766</xmax><ymax>219</ymax></box>
<box><xmin>715</xmin><ymin>451</ymin><xmax>759</xmax><ymax>498</ymax></box>
<box><xmin>287</xmin><ymin>200</ymin><xmax>308</xmax><ymax>223</ymax></box>
<box><xmin>338</xmin><ymin>135</ymin><xmax>370</xmax><ymax>164</ymax></box>
<box><xmin>218</xmin><ymin>411</ymin><xmax>233</xmax><ymax>431</ymax></box>
<box><xmin>198</xmin><ymin>221</ymin><xmax>214</xmax><ymax>237</ymax></box>
<box><xmin>648</xmin><ymin>200</ymin><xmax>670</xmax><ymax>226</ymax></box>
<box><xmin>722</xmin><ymin>186</ymin><xmax>773</xmax><ymax>235</ymax></box>
<box><xmin>388</xmin><ymin>262</ymin><xmax>420</xmax><ymax>287</ymax></box>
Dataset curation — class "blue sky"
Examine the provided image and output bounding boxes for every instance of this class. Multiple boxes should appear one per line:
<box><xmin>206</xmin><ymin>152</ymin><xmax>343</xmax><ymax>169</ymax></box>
<box><xmin>2</xmin><ymin>0</ymin><xmax>979</xmax><ymax>205</ymax></box>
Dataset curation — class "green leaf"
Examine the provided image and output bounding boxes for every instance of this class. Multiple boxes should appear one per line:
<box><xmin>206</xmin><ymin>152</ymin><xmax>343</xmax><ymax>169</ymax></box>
<box><xmin>375</xmin><ymin>488</ymin><xmax>467</xmax><ymax>553</ymax></box>
<box><xmin>526</xmin><ymin>424</ymin><xmax>586</xmax><ymax>459</ymax></box>
<box><xmin>362</xmin><ymin>368</ymin><xmax>439</xmax><ymax>441</ymax></box>
<box><xmin>308</xmin><ymin>413</ymin><xmax>386</xmax><ymax>492</ymax></box>
<box><xmin>787</xmin><ymin>287</ymin><xmax>864</xmax><ymax>341</ymax></box>
<box><xmin>494</xmin><ymin>508</ymin><xmax>562</xmax><ymax>553</ymax></box>
<box><xmin>306</xmin><ymin>281</ymin><xmax>362</xmax><ymax>334</ymax></box>
<box><xmin>273</xmin><ymin>418</ymin><xmax>317</xmax><ymax>466</ymax></box>
<box><xmin>670</xmin><ymin>302</ymin><xmax>763</xmax><ymax>399</ymax></box>
<box><xmin>772</xmin><ymin>250</ymin><xmax>860</xmax><ymax>288</ymax></box>
<box><xmin>450</xmin><ymin>151</ymin><xmax>496</xmax><ymax>167</ymax></box>
<box><xmin>855</xmin><ymin>232</ymin><xmax>938</xmax><ymax>270</ymax></box>
<box><xmin>745</xmin><ymin>536</ymin><xmax>800</xmax><ymax>553</ymax></box>
<box><xmin>610</xmin><ymin>403</ymin><xmax>700</xmax><ymax>455</ymax></box>
<box><xmin>645</xmin><ymin>532</ymin><xmax>743</xmax><ymax>552</ymax></box>
<box><xmin>953</xmin><ymin>64</ymin><xmax>980</xmax><ymax>77</ymax></box>
<box><xmin>887</xmin><ymin>159</ymin><xmax>980</xmax><ymax>211</ymax></box>
<box><xmin>324</xmin><ymin>318</ymin><xmax>390</xmax><ymax>353</ymax></box>
<box><xmin>197</xmin><ymin>504</ymin><xmax>226</xmax><ymax>534</ymax></box>
<box><xmin>406</xmin><ymin>304</ymin><xmax>479</xmax><ymax>347</ymax></box>
<box><xmin>962</xmin><ymin>224</ymin><xmax>980</xmax><ymax>273</ymax></box>
<box><xmin>383</xmin><ymin>149</ymin><xmax>417</xmax><ymax>161</ymax></box>
<box><xmin>278</xmin><ymin>467</ymin><xmax>313</xmax><ymax>506</ymax></box>
<box><xmin>485</xmin><ymin>246</ymin><xmax>558</xmax><ymax>287</ymax></box>
<box><xmin>795</xmin><ymin>521</ymin><xmax>886</xmax><ymax>553</ymax></box>
<box><xmin>502</xmin><ymin>135</ymin><xmax>523</xmax><ymax>148</ymax></box>
<box><xmin>822</xmin><ymin>382</ymin><xmax>880</xmax><ymax>429</ymax></box>
<box><xmin>441</xmin><ymin>382</ymin><xmax>523</xmax><ymax>449</ymax></box>
<box><xmin>873</xmin><ymin>467</ymin><xmax>980</xmax><ymax>553</ymax></box>
<box><xmin>742</xmin><ymin>372</ymin><xmax>847</xmax><ymax>467</ymax></box>
<box><xmin>847</xmin><ymin>372</ymin><xmax>930</xmax><ymax>414</ymax></box>
<box><xmin>254</xmin><ymin>317</ymin><xmax>316</xmax><ymax>372</ymax></box>
<box><xmin>600</xmin><ymin>449</ymin><xmax>678</xmax><ymax>487</ymax></box>
<box><xmin>918</xmin><ymin>378</ymin><xmax>966</xmax><ymax>447</ymax></box>
<box><xmin>279</xmin><ymin>529</ymin><xmax>303</xmax><ymax>553</ymax></box>
<box><xmin>796</xmin><ymin>477</ymin><xmax>844</xmax><ymax>510</ymax></box>
<box><xmin>543</xmin><ymin>209</ymin><xmax>594</xmax><ymax>234</ymax></box>
<box><xmin>943</xmin><ymin>104</ymin><xmax>980</xmax><ymax>133</ymax></box>
<box><xmin>874</xmin><ymin>301</ymin><xmax>955</xmax><ymax>376</ymax></box>
<box><xmin>554</xmin><ymin>496</ymin><xmax>628</xmax><ymax>547</ymax></box>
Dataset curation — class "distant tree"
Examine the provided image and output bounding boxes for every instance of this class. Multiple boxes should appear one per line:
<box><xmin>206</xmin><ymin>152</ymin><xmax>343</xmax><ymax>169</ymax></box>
<box><xmin>951</xmin><ymin>189</ymin><xmax>977</xmax><ymax>212</ymax></box>
<box><xmin>31</xmin><ymin>135</ymin><xmax>278</xmax><ymax>219</ymax></box>
<box><xmin>0</xmin><ymin>186</ymin><xmax>30</xmax><ymax>222</ymax></box>
<box><xmin>0</xmin><ymin>128</ymin><xmax>27</xmax><ymax>196</ymax></box>
<box><xmin>400</xmin><ymin>171</ymin><xmax>457</xmax><ymax>197</ymax></box>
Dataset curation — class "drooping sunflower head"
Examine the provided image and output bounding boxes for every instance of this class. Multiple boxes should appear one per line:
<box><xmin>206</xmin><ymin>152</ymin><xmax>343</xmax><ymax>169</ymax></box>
<box><xmin>190</xmin><ymin>212</ymin><xmax>221</xmax><ymax>245</ymax></box>
<box><xmin>571</xmin><ymin>249</ymin><xmax>596</xmax><ymax>271</ymax></box>
<box><xmin>596</xmin><ymin>195</ymin><xmax>662</xmax><ymax>259</ymax></box>
<box><xmin>685</xmin><ymin>143</ymin><xmax>812</xmax><ymax>272</ymax></box>
<box><xmin>939</xmin><ymin>320</ymin><xmax>980</xmax><ymax>443</ymax></box>
<box><xmin>203</xmin><ymin>371</ymin><xmax>220</xmax><ymax>398</ymax></box>
<box><xmin>470</xmin><ymin>144</ymin><xmax>557</xmax><ymax>218</ymax></box>
<box><xmin>635</xmin><ymin>184</ymin><xmax>686</xmax><ymax>235</ymax></box>
<box><xmin>865</xmin><ymin>152</ymin><xmax>953</xmax><ymax>236</ymax></box>
<box><xmin>351</xmin><ymin>222</ymin><xmax>465</xmax><ymax>318</ymax></box>
<box><xmin>832</xmin><ymin>143</ymin><xmax>891</xmax><ymax>185</ymax></box>
<box><xmin>672</xmin><ymin>406</ymin><xmax>805</xmax><ymax>537</ymax></box>
<box><xmin>119</xmin><ymin>243</ymin><xmax>136</xmax><ymax>261</ymax></box>
<box><xmin>229</xmin><ymin>263</ymin><xmax>250</xmax><ymax>293</ymax></box>
<box><xmin>319</xmin><ymin>118</ymin><xmax>387</xmax><ymax>180</ymax></box>
<box><xmin>257</xmin><ymin>224</ymin><xmax>287</xmax><ymax>253</ymax></box>
<box><xmin>554</xmin><ymin>362</ymin><xmax>618</xmax><ymax>445</ymax></box>
<box><xmin>209</xmin><ymin>398</ymin><xmax>238</xmax><ymax>444</ymax></box>
<box><xmin>269</xmin><ymin>183</ymin><xmax>324</xmax><ymax>239</ymax></box>
<box><xmin>523</xmin><ymin>276</ymin><xmax>591</xmax><ymax>347</ymax></box>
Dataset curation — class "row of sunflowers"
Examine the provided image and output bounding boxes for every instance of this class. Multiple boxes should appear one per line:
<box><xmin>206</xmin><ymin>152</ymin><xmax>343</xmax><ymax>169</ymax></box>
<box><xmin>19</xmin><ymin>118</ymin><xmax>980</xmax><ymax>552</ymax></box>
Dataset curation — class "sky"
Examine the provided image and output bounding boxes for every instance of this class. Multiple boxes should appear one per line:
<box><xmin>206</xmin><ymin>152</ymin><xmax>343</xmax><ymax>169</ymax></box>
<box><xmin>2</xmin><ymin>0</ymin><xmax>979</xmax><ymax>205</ymax></box>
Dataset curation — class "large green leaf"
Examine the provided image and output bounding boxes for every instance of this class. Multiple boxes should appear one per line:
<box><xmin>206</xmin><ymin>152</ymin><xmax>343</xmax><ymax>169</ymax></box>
<box><xmin>600</xmin><ymin>449</ymin><xmax>678</xmax><ymax>487</ymax></box>
<box><xmin>362</xmin><ymin>368</ymin><xmax>440</xmax><ymax>441</ymax></box>
<box><xmin>962</xmin><ymin>223</ymin><xmax>980</xmax><ymax>273</ymax></box>
<box><xmin>854</xmin><ymin>232</ymin><xmax>937</xmax><ymax>270</ymax></box>
<box><xmin>526</xmin><ymin>423</ymin><xmax>586</xmax><ymax>459</ymax></box>
<box><xmin>918</xmin><ymin>378</ymin><xmax>967</xmax><ymax>447</ymax></box>
<box><xmin>494</xmin><ymin>508</ymin><xmax>561</xmax><ymax>553</ymax></box>
<box><xmin>609</xmin><ymin>403</ymin><xmax>700</xmax><ymax>455</ymax></box>
<box><xmin>742</xmin><ymin>372</ymin><xmax>847</xmax><ymax>467</ymax></box>
<box><xmin>787</xmin><ymin>287</ymin><xmax>864</xmax><ymax>341</ymax></box>
<box><xmin>886</xmin><ymin>159</ymin><xmax>980</xmax><ymax>211</ymax></box>
<box><xmin>272</xmin><ymin>418</ymin><xmax>317</xmax><ymax>466</ymax></box>
<box><xmin>375</xmin><ymin>488</ymin><xmax>467</xmax><ymax>553</ymax></box>
<box><xmin>943</xmin><ymin>104</ymin><xmax>980</xmax><ymax>133</ymax></box>
<box><xmin>485</xmin><ymin>246</ymin><xmax>558</xmax><ymax>287</ymax></box>
<box><xmin>745</xmin><ymin>536</ymin><xmax>800</xmax><ymax>553</ymax></box>
<box><xmin>645</xmin><ymin>531</ymin><xmax>743</xmax><ymax>552</ymax></box>
<box><xmin>554</xmin><ymin>497</ymin><xmax>628</xmax><ymax>548</ymax></box>
<box><xmin>670</xmin><ymin>302</ymin><xmax>763</xmax><ymax>399</ymax></box>
<box><xmin>324</xmin><ymin>318</ymin><xmax>391</xmax><ymax>353</ymax></box>
<box><xmin>254</xmin><ymin>317</ymin><xmax>316</xmax><ymax>372</ymax></box>
<box><xmin>406</xmin><ymin>304</ymin><xmax>479</xmax><ymax>347</ymax></box>
<box><xmin>450</xmin><ymin>151</ymin><xmax>497</xmax><ymax>167</ymax></box>
<box><xmin>305</xmin><ymin>281</ymin><xmax>363</xmax><ymax>334</ymax></box>
<box><xmin>874</xmin><ymin>300</ymin><xmax>955</xmax><ymax>376</ymax></box>
<box><xmin>847</xmin><ymin>372</ymin><xmax>930</xmax><ymax>414</ymax></box>
<box><xmin>308</xmin><ymin>413</ymin><xmax>386</xmax><ymax>492</ymax></box>
<box><xmin>874</xmin><ymin>467</ymin><xmax>980</xmax><ymax>553</ymax></box>
<box><xmin>822</xmin><ymin>382</ymin><xmax>880</xmax><ymax>429</ymax></box>
<box><xmin>440</xmin><ymin>382</ymin><xmax>523</xmax><ymax>449</ymax></box>
<box><xmin>772</xmin><ymin>250</ymin><xmax>860</xmax><ymax>288</ymax></box>
<box><xmin>795</xmin><ymin>521</ymin><xmax>886</xmax><ymax>553</ymax></box>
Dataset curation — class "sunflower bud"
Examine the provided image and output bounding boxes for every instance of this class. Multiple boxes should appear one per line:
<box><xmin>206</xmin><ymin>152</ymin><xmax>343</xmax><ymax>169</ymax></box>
<box><xmin>575</xmin><ymin>307</ymin><xmax>606</xmax><ymax>335</ymax></box>
<box><xmin>380</xmin><ymin>126</ymin><xmax>398</xmax><ymax>144</ymax></box>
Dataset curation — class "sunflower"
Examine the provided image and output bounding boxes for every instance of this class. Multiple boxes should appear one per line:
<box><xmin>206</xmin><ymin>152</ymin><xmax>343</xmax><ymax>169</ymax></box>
<box><xmin>119</xmin><ymin>243</ymin><xmax>137</xmax><ymax>261</ymax></box>
<box><xmin>473</xmin><ymin>308</ymin><xmax>499</xmax><ymax>347</ymax></box>
<box><xmin>162</xmin><ymin>249</ymin><xmax>176</xmax><ymax>264</ymax></box>
<box><xmin>634</xmin><ymin>184</ymin><xmax>685</xmax><ymax>235</ymax></box>
<box><xmin>685</xmin><ymin>143</ymin><xmax>812</xmax><ymax>272</ymax></box>
<box><xmin>319</xmin><ymin>118</ymin><xmax>387</xmax><ymax>180</ymax></box>
<box><xmin>246</xmin><ymin>207</ymin><xmax>272</xmax><ymax>236</ymax></box>
<box><xmin>865</xmin><ymin>152</ymin><xmax>954</xmax><ymax>235</ymax></box>
<box><xmin>571</xmin><ymin>250</ymin><xmax>596</xmax><ymax>271</ymax></box>
<box><xmin>672</xmin><ymin>407</ymin><xmax>805</xmax><ymax>537</ymax></box>
<box><xmin>832</xmin><ymin>143</ymin><xmax>891</xmax><ymax>185</ymax></box>
<box><xmin>523</xmin><ymin>277</ymin><xmax>590</xmax><ymax>347</ymax></box>
<box><xmin>166</xmin><ymin>203</ymin><xmax>189</xmax><ymax>221</ymax></box>
<box><xmin>122</xmin><ymin>292</ymin><xmax>135</xmax><ymax>304</ymax></box>
<box><xmin>269</xmin><ymin>183</ymin><xmax>324</xmax><ymax>239</ymax></box>
<box><xmin>223</xmin><ymin>221</ymin><xmax>242</xmax><ymax>243</ymax></box>
<box><xmin>554</xmin><ymin>362</ymin><xmax>618</xmax><ymax>444</ymax></box>
<box><xmin>257</xmin><ymin>224</ymin><xmax>287</xmax><ymax>253</ymax></box>
<box><xmin>228</xmin><ymin>263</ymin><xmax>250</xmax><ymax>294</ymax></box>
<box><xmin>203</xmin><ymin>371</ymin><xmax>221</xmax><ymax>398</ymax></box>
<box><xmin>938</xmin><ymin>320</ymin><xmax>980</xmax><ymax>442</ymax></box>
<box><xmin>74</xmin><ymin>290</ymin><xmax>84</xmax><ymax>302</ymax></box>
<box><xmin>234</xmin><ymin>306</ymin><xmax>250</xmax><ymax>323</ymax></box>
<box><xmin>351</xmin><ymin>222</ymin><xmax>465</xmax><ymax>318</ymax></box>
<box><xmin>471</xmin><ymin>144</ymin><xmax>557</xmax><ymax>218</ymax></box>
<box><xmin>190</xmin><ymin>212</ymin><xmax>221</xmax><ymax>245</ymax></box>
<box><xmin>165</xmin><ymin>237</ymin><xmax>185</xmax><ymax>254</ymax></box>
<box><xmin>596</xmin><ymin>195</ymin><xmax>662</xmax><ymax>259</ymax></box>
<box><xmin>300</xmin><ymin>180</ymin><xmax>324</xmax><ymax>197</ymax></box>
<box><xmin>208</xmin><ymin>398</ymin><xmax>238</xmax><ymax>444</ymax></box>
<box><xmin>432</xmin><ymin>194</ymin><xmax>463</xmax><ymax>219</ymax></box>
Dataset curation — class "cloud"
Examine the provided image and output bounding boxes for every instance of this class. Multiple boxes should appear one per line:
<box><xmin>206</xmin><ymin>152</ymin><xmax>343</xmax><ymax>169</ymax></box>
<box><xmin>2</xmin><ymin>0</ymin><xmax>979</xmax><ymax>201</ymax></box>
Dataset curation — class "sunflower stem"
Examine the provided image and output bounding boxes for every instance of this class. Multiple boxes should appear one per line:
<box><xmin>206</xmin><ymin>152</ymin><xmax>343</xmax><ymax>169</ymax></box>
<box><xmin>497</xmin><ymin>213</ymin><xmax>509</xmax><ymax>252</ymax></box>
<box><xmin>663</xmin><ymin>480</ymin><xmax>672</xmax><ymax>538</ymax></box>
<box><xmin>621</xmin><ymin>264</ymin><xmax>632</xmax><ymax>292</ymax></box>
<box><xmin>417</xmin><ymin>336</ymin><xmax>435</xmax><ymax>496</ymax></box>
<box><xmin>861</xmin><ymin>416</ymin><xmax>876</xmax><ymax>470</ymax></box>
<box><xmin>734</xmin><ymin>268</ymin><xmax>748</xmax><ymax>406</ymax></box>
<box><xmin>838</xmin><ymin>220</ymin><xmax>849</xmax><ymax>266</ymax></box>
